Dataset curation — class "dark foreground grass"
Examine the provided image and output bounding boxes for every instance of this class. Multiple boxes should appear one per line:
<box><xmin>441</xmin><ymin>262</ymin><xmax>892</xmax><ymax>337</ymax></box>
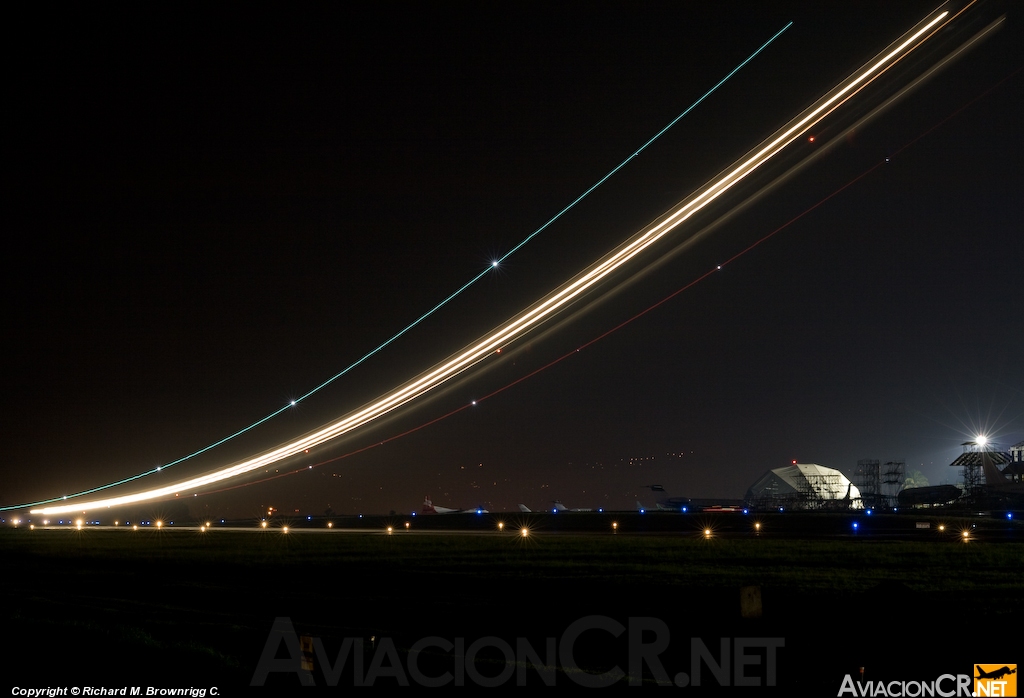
<box><xmin>4</xmin><ymin>525</ymin><xmax>1020</xmax><ymax>592</ymax></box>
<box><xmin>3</xmin><ymin>521</ymin><xmax>1021</xmax><ymax>694</ymax></box>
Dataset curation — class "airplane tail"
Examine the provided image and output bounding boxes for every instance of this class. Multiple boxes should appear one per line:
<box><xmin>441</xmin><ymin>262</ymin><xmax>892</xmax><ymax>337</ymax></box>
<box><xmin>552</xmin><ymin>501</ymin><xmax>569</xmax><ymax>512</ymax></box>
<box><xmin>518</xmin><ymin>504</ymin><xmax>532</xmax><ymax>513</ymax></box>
<box><xmin>981</xmin><ymin>450</ymin><xmax>1007</xmax><ymax>488</ymax></box>
<box><xmin>422</xmin><ymin>496</ymin><xmax>437</xmax><ymax>514</ymax></box>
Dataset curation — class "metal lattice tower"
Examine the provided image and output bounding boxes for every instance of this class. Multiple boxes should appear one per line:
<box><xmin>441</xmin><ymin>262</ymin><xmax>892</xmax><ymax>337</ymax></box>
<box><xmin>882</xmin><ymin>460</ymin><xmax>905</xmax><ymax>508</ymax></box>
<box><xmin>855</xmin><ymin>459</ymin><xmax>882</xmax><ymax>509</ymax></box>
<box><xmin>958</xmin><ymin>442</ymin><xmax>985</xmax><ymax>496</ymax></box>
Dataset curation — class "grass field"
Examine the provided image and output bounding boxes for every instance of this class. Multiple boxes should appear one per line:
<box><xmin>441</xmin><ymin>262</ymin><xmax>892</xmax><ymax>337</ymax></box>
<box><xmin>3</xmin><ymin>513</ymin><xmax>1021</xmax><ymax>694</ymax></box>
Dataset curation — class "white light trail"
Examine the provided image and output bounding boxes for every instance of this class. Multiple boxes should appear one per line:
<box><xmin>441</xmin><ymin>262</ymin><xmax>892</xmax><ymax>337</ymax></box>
<box><xmin>32</xmin><ymin>7</ymin><xmax>955</xmax><ymax>516</ymax></box>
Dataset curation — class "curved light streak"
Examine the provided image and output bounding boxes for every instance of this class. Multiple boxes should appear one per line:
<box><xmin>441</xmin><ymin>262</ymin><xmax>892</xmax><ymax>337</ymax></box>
<box><xmin>171</xmin><ymin>15</ymin><xmax>1019</xmax><ymax>501</ymax></box>
<box><xmin>32</xmin><ymin>7</ymin><xmax>954</xmax><ymax>516</ymax></box>
<box><xmin>2</xmin><ymin>25</ymin><xmax>791</xmax><ymax>514</ymax></box>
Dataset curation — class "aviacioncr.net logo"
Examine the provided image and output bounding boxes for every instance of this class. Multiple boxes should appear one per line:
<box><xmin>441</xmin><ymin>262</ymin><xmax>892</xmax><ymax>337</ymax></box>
<box><xmin>975</xmin><ymin>664</ymin><xmax>1017</xmax><ymax>698</ymax></box>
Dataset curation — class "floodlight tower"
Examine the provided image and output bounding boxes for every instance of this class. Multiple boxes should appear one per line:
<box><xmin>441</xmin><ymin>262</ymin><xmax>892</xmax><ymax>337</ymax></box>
<box><xmin>958</xmin><ymin>437</ymin><xmax>988</xmax><ymax>496</ymax></box>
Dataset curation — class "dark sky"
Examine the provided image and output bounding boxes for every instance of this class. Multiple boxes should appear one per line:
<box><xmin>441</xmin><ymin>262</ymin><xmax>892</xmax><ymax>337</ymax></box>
<box><xmin>3</xmin><ymin>1</ymin><xmax>1022</xmax><ymax>519</ymax></box>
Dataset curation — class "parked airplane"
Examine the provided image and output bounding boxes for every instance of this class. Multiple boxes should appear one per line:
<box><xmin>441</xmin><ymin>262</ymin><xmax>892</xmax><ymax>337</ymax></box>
<box><xmin>519</xmin><ymin>502</ymin><xmax>594</xmax><ymax>512</ymax></box>
<box><xmin>552</xmin><ymin>501</ymin><xmax>593</xmax><ymax>513</ymax></box>
<box><xmin>981</xmin><ymin>450</ymin><xmax>1024</xmax><ymax>500</ymax></box>
<box><xmin>638</xmin><ymin>484</ymin><xmax>692</xmax><ymax>512</ymax></box>
<box><xmin>421</xmin><ymin>496</ymin><xmax>488</xmax><ymax>515</ymax></box>
<box><xmin>636</xmin><ymin>486</ymin><xmax>747</xmax><ymax>513</ymax></box>
<box><xmin>897</xmin><ymin>484</ymin><xmax>962</xmax><ymax>507</ymax></box>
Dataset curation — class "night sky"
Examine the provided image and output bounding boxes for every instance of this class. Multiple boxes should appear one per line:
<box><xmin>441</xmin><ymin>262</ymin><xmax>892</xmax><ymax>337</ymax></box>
<box><xmin>4</xmin><ymin>1</ymin><xmax>1022</xmax><ymax>519</ymax></box>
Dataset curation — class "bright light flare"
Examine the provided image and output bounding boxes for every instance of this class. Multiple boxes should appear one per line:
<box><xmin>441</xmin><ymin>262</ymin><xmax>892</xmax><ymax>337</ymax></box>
<box><xmin>29</xmin><ymin>8</ymin><xmax>953</xmax><ymax>517</ymax></box>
